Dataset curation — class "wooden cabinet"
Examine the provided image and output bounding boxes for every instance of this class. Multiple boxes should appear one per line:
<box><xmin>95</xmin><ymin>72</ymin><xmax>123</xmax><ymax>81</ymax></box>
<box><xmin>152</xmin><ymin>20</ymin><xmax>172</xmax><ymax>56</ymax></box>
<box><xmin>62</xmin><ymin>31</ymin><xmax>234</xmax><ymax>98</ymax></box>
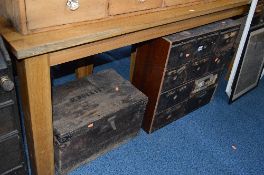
<box><xmin>132</xmin><ymin>19</ymin><xmax>240</xmax><ymax>133</ymax></box>
<box><xmin>53</xmin><ymin>69</ymin><xmax>147</xmax><ymax>174</ymax></box>
<box><xmin>0</xmin><ymin>0</ymin><xmax>217</xmax><ymax>34</ymax></box>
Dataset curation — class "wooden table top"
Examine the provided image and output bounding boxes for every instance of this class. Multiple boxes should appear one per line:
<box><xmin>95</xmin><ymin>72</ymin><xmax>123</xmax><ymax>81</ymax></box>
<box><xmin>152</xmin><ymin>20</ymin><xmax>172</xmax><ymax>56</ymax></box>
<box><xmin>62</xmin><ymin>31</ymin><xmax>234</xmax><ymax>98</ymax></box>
<box><xmin>0</xmin><ymin>0</ymin><xmax>249</xmax><ymax>60</ymax></box>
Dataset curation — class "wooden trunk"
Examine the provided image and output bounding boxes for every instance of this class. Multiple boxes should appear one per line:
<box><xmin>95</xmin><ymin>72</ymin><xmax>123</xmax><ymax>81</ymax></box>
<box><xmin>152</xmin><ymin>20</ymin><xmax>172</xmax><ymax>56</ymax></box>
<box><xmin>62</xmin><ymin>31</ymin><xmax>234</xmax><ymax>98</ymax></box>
<box><xmin>52</xmin><ymin>69</ymin><xmax>148</xmax><ymax>174</ymax></box>
<box><xmin>0</xmin><ymin>37</ymin><xmax>28</xmax><ymax>175</ymax></box>
<box><xmin>0</xmin><ymin>0</ymin><xmax>217</xmax><ymax>34</ymax></box>
<box><xmin>132</xmin><ymin>19</ymin><xmax>240</xmax><ymax>133</ymax></box>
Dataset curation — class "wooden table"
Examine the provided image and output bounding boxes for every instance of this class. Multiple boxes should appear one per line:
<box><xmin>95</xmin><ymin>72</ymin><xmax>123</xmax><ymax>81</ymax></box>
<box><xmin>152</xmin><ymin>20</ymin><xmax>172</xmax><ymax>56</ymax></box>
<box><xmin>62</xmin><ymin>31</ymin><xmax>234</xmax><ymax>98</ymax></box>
<box><xmin>0</xmin><ymin>0</ymin><xmax>249</xmax><ymax>174</ymax></box>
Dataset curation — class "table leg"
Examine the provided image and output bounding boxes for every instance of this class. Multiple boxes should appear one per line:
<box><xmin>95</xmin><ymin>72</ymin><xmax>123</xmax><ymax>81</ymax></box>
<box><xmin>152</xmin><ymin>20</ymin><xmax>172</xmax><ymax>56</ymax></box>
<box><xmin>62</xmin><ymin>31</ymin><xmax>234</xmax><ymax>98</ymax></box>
<box><xmin>75</xmin><ymin>64</ymin><xmax>94</xmax><ymax>79</ymax></box>
<box><xmin>130</xmin><ymin>46</ymin><xmax>137</xmax><ymax>81</ymax></box>
<box><xmin>16</xmin><ymin>54</ymin><xmax>54</xmax><ymax>175</ymax></box>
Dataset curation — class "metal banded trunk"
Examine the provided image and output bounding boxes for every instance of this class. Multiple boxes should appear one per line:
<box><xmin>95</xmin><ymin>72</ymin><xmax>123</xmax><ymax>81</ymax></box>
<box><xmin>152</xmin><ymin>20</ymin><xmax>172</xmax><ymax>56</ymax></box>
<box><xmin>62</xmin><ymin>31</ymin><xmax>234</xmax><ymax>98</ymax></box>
<box><xmin>52</xmin><ymin>69</ymin><xmax>148</xmax><ymax>174</ymax></box>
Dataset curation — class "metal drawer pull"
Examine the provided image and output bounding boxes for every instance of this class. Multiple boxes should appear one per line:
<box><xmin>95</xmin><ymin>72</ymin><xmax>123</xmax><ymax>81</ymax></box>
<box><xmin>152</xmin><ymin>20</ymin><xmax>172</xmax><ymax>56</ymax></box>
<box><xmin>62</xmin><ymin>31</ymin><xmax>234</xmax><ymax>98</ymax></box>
<box><xmin>138</xmin><ymin>0</ymin><xmax>146</xmax><ymax>2</ymax></box>
<box><xmin>108</xmin><ymin>117</ymin><xmax>117</xmax><ymax>130</ymax></box>
<box><xmin>67</xmin><ymin>0</ymin><xmax>80</xmax><ymax>11</ymax></box>
<box><xmin>166</xmin><ymin>91</ymin><xmax>175</xmax><ymax>97</ymax></box>
<box><xmin>0</xmin><ymin>76</ymin><xmax>14</xmax><ymax>91</ymax></box>
<box><xmin>166</xmin><ymin>115</ymin><xmax>172</xmax><ymax>120</ymax></box>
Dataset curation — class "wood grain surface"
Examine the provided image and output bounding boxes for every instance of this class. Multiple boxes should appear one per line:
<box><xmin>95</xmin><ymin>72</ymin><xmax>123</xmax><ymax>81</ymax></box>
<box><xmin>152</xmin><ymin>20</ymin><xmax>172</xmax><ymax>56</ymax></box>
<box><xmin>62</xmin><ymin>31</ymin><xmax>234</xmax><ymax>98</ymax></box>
<box><xmin>49</xmin><ymin>5</ymin><xmax>247</xmax><ymax>66</ymax></box>
<box><xmin>16</xmin><ymin>55</ymin><xmax>54</xmax><ymax>175</ymax></box>
<box><xmin>0</xmin><ymin>0</ymin><xmax>249</xmax><ymax>60</ymax></box>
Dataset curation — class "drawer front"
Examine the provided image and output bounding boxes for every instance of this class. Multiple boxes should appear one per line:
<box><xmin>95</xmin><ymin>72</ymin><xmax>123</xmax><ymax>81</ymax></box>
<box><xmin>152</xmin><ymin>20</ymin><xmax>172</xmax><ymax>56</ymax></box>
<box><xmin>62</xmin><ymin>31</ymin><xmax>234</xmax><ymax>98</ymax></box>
<box><xmin>162</xmin><ymin>65</ymin><xmax>188</xmax><ymax>92</ymax></box>
<box><xmin>167</xmin><ymin>40</ymin><xmax>196</xmax><ymax>69</ymax></box>
<box><xmin>25</xmin><ymin>0</ymin><xmax>108</xmax><ymax>30</ymax></box>
<box><xmin>0</xmin><ymin>134</ymin><xmax>24</xmax><ymax>175</ymax></box>
<box><xmin>157</xmin><ymin>81</ymin><xmax>194</xmax><ymax>112</ymax></box>
<box><xmin>0</xmin><ymin>101</ymin><xmax>17</xmax><ymax>137</ymax></box>
<box><xmin>152</xmin><ymin>101</ymin><xmax>186</xmax><ymax>132</ymax></box>
<box><xmin>0</xmin><ymin>90</ymin><xmax>13</xmax><ymax>104</ymax></box>
<box><xmin>208</xmin><ymin>56</ymin><xmax>227</xmax><ymax>72</ymax></box>
<box><xmin>193</xmin><ymin>33</ymin><xmax>219</xmax><ymax>60</ymax></box>
<box><xmin>164</xmin><ymin>0</ymin><xmax>202</xmax><ymax>7</ymax></box>
<box><xmin>109</xmin><ymin>0</ymin><xmax>163</xmax><ymax>16</ymax></box>
<box><xmin>186</xmin><ymin>86</ymin><xmax>216</xmax><ymax>113</ymax></box>
<box><xmin>55</xmin><ymin>102</ymin><xmax>146</xmax><ymax>173</ymax></box>
<box><xmin>187</xmin><ymin>58</ymin><xmax>209</xmax><ymax>80</ymax></box>
<box><xmin>192</xmin><ymin>73</ymin><xmax>218</xmax><ymax>94</ymax></box>
<box><xmin>216</xmin><ymin>29</ymin><xmax>239</xmax><ymax>57</ymax></box>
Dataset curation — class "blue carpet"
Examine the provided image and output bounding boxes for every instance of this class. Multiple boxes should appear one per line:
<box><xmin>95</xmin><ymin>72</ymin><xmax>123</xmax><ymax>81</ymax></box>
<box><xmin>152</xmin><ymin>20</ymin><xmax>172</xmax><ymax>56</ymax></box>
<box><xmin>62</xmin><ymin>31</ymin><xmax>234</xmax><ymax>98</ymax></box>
<box><xmin>53</xmin><ymin>58</ymin><xmax>264</xmax><ymax>175</ymax></box>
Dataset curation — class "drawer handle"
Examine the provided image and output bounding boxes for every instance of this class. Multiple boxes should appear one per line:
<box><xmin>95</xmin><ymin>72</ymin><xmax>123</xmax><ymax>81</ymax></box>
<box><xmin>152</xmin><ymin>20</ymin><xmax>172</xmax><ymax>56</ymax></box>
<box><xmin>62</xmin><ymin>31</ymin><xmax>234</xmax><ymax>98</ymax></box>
<box><xmin>67</xmin><ymin>0</ymin><xmax>80</xmax><ymax>11</ymax></box>
<box><xmin>138</xmin><ymin>0</ymin><xmax>146</xmax><ymax>3</ymax></box>
<box><xmin>166</xmin><ymin>91</ymin><xmax>175</xmax><ymax>97</ymax></box>
<box><xmin>166</xmin><ymin>115</ymin><xmax>172</xmax><ymax>120</ymax></box>
<box><xmin>0</xmin><ymin>76</ymin><xmax>14</xmax><ymax>92</ymax></box>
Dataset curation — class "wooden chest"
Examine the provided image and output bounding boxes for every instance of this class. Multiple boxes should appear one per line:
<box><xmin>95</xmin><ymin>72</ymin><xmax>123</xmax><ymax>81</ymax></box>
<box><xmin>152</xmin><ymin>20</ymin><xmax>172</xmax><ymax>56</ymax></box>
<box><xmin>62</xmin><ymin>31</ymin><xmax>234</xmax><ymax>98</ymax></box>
<box><xmin>132</xmin><ymin>19</ymin><xmax>240</xmax><ymax>133</ymax></box>
<box><xmin>0</xmin><ymin>37</ymin><xmax>28</xmax><ymax>175</ymax></box>
<box><xmin>53</xmin><ymin>69</ymin><xmax>148</xmax><ymax>174</ymax></box>
<box><xmin>0</xmin><ymin>0</ymin><xmax>216</xmax><ymax>34</ymax></box>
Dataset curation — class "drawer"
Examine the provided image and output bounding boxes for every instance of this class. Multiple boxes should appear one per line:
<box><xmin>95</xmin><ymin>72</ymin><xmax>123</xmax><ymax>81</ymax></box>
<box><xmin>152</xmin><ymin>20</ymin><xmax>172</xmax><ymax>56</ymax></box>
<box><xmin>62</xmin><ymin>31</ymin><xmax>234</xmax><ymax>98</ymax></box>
<box><xmin>162</xmin><ymin>65</ymin><xmax>188</xmax><ymax>92</ymax></box>
<box><xmin>25</xmin><ymin>0</ymin><xmax>108</xmax><ymax>30</ymax></box>
<box><xmin>0</xmin><ymin>89</ymin><xmax>13</xmax><ymax>104</ymax></box>
<box><xmin>187</xmin><ymin>58</ymin><xmax>209</xmax><ymax>80</ymax></box>
<box><xmin>216</xmin><ymin>29</ymin><xmax>239</xmax><ymax>57</ymax></box>
<box><xmin>208</xmin><ymin>56</ymin><xmax>228</xmax><ymax>72</ymax></box>
<box><xmin>193</xmin><ymin>33</ymin><xmax>219</xmax><ymax>59</ymax></box>
<box><xmin>167</xmin><ymin>39</ymin><xmax>196</xmax><ymax>69</ymax></box>
<box><xmin>186</xmin><ymin>86</ymin><xmax>216</xmax><ymax>113</ymax></box>
<box><xmin>164</xmin><ymin>0</ymin><xmax>202</xmax><ymax>7</ymax></box>
<box><xmin>0</xmin><ymin>133</ymin><xmax>24</xmax><ymax>175</ymax></box>
<box><xmin>157</xmin><ymin>81</ymin><xmax>194</xmax><ymax>112</ymax></box>
<box><xmin>212</xmin><ymin>29</ymin><xmax>239</xmax><ymax>72</ymax></box>
<box><xmin>0</xmin><ymin>100</ymin><xmax>17</xmax><ymax>137</ymax></box>
<box><xmin>152</xmin><ymin>101</ymin><xmax>186</xmax><ymax>132</ymax></box>
<box><xmin>109</xmin><ymin>0</ymin><xmax>163</xmax><ymax>16</ymax></box>
<box><xmin>192</xmin><ymin>73</ymin><xmax>218</xmax><ymax>94</ymax></box>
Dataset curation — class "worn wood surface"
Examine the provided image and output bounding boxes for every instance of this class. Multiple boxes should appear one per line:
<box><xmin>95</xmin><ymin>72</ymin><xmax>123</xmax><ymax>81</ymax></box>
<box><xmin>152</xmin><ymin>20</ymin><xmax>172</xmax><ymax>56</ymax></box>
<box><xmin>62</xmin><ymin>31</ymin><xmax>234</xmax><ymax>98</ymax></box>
<box><xmin>49</xmin><ymin>4</ymin><xmax>247</xmax><ymax>66</ymax></box>
<box><xmin>16</xmin><ymin>55</ymin><xmax>54</xmax><ymax>175</ymax></box>
<box><xmin>0</xmin><ymin>0</ymin><xmax>249</xmax><ymax>60</ymax></box>
<box><xmin>53</xmin><ymin>70</ymin><xmax>148</xmax><ymax>174</ymax></box>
